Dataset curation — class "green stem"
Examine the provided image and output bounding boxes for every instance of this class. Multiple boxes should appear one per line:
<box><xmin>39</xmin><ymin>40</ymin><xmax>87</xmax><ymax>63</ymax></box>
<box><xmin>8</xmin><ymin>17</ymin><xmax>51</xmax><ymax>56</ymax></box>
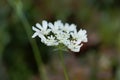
<box><xmin>90</xmin><ymin>51</ymin><xmax>98</xmax><ymax>80</ymax></box>
<box><xmin>18</xmin><ymin>11</ymin><xmax>48</xmax><ymax>80</ymax></box>
<box><xmin>59</xmin><ymin>50</ymin><xmax>69</xmax><ymax>80</ymax></box>
<box><xmin>7</xmin><ymin>0</ymin><xmax>48</xmax><ymax>80</ymax></box>
<box><xmin>116</xmin><ymin>34</ymin><xmax>120</xmax><ymax>80</ymax></box>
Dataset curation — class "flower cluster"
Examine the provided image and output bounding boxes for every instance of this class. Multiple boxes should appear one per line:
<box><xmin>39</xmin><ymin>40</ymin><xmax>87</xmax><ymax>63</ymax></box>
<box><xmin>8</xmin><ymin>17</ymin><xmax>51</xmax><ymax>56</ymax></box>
<box><xmin>32</xmin><ymin>20</ymin><xmax>87</xmax><ymax>52</ymax></box>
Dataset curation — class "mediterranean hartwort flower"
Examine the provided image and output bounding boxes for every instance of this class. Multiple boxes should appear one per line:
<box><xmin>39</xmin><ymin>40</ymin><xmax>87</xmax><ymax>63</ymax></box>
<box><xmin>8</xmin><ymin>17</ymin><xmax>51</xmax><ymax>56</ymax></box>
<box><xmin>32</xmin><ymin>20</ymin><xmax>87</xmax><ymax>52</ymax></box>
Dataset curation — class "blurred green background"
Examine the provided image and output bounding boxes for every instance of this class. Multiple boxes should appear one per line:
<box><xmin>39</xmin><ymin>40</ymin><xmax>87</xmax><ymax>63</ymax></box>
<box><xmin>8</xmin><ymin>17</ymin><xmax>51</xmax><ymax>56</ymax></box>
<box><xmin>0</xmin><ymin>0</ymin><xmax>120</xmax><ymax>80</ymax></box>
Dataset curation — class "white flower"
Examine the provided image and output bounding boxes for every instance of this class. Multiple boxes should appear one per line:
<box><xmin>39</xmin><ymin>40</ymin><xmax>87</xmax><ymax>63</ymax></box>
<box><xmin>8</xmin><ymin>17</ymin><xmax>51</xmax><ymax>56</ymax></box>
<box><xmin>77</xmin><ymin>29</ymin><xmax>87</xmax><ymax>42</ymax></box>
<box><xmin>32</xmin><ymin>26</ymin><xmax>46</xmax><ymax>42</ymax></box>
<box><xmin>71</xmin><ymin>29</ymin><xmax>87</xmax><ymax>44</ymax></box>
<box><xmin>67</xmin><ymin>40</ymin><xmax>83</xmax><ymax>52</ymax></box>
<box><xmin>32</xmin><ymin>20</ymin><xmax>88</xmax><ymax>52</ymax></box>
<box><xmin>32</xmin><ymin>20</ymin><xmax>51</xmax><ymax>38</ymax></box>
<box><xmin>44</xmin><ymin>35</ymin><xmax>59</xmax><ymax>46</ymax></box>
<box><xmin>61</xmin><ymin>23</ymin><xmax>77</xmax><ymax>33</ymax></box>
<box><xmin>55</xmin><ymin>31</ymin><xmax>70</xmax><ymax>43</ymax></box>
<box><xmin>48</xmin><ymin>20</ymin><xmax>63</xmax><ymax>34</ymax></box>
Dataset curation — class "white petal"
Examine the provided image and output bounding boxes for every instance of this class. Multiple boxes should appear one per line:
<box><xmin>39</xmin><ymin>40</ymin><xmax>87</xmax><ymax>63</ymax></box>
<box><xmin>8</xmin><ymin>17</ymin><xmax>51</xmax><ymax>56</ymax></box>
<box><xmin>70</xmin><ymin>44</ymin><xmax>83</xmax><ymax>52</ymax></box>
<box><xmin>48</xmin><ymin>23</ymin><xmax>54</xmax><ymax>29</ymax></box>
<box><xmin>69</xmin><ymin>24</ymin><xmax>76</xmax><ymax>31</ymax></box>
<box><xmin>54</xmin><ymin>20</ymin><xmax>61</xmax><ymax>27</ymax></box>
<box><xmin>71</xmin><ymin>45</ymin><xmax>81</xmax><ymax>52</ymax></box>
<box><xmin>38</xmin><ymin>34</ymin><xmax>46</xmax><ymax>42</ymax></box>
<box><xmin>58</xmin><ymin>20</ymin><xmax>64</xmax><ymax>29</ymax></box>
<box><xmin>65</xmin><ymin>23</ymin><xmax>69</xmax><ymax>28</ymax></box>
<box><xmin>36</xmin><ymin>23</ymin><xmax>42</xmax><ymax>30</ymax></box>
<box><xmin>82</xmin><ymin>35</ymin><xmax>88</xmax><ymax>42</ymax></box>
<box><xmin>78</xmin><ymin>29</ymin><xmax>86</xmax><ymax>35</ymax></box>
<box><xmin>32</xmin><ymin>26</ymin><xmax>40</xmax><ymax>32</ymax></box>
<box><xmin>42</xmin><ymin>20</ymin><xmax>48</xmax><ymax>30</ymax></box>
<box><xmin>32</xmin><ymin>32</ymin><xmax>38</xmax><ymax>38</ymax></box>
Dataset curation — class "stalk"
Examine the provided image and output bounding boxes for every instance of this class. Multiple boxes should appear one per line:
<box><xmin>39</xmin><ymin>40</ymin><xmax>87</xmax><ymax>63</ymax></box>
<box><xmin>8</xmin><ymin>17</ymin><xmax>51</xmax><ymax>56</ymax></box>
<box><xmin>59</xmin><ymin>49</ymin><xmax>69</xmax><ymax>80</ymax></box>
<box><xmin>116</xmin><ymin>34</ymin><xmax>120</xmax><ymax>80</ymax></box>
<box><xmin>7</xmin><ymin>0</ymin><xmax>48</xmax><ymax>80</ymax></box>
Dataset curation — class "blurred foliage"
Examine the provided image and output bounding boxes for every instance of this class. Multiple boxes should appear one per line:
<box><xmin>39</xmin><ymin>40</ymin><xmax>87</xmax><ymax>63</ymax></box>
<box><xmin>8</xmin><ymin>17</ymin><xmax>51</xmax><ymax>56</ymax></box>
<box><xmin>0</xmin><ymin>0</ymin><xmax>120</xmax><ymax>80</ymax></box>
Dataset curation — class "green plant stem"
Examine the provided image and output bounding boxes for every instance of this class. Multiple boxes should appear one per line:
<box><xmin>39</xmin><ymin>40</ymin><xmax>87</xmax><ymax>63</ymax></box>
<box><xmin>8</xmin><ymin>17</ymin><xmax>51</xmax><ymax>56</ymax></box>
<box><xmin>17</xmin><ymin>11</ymin><xmax>48</xmax><ymax>80</ymax></box>
<box><xmin>7</xmin><ymin>0</ymin><xmax>48</xmax><ymax>80</ymax></box>
<box><xmin>90</xmin><ymin>51</ymin><xmax>99</xmax><ymax>80</ymax></box>
<box><xmin>116</xmin><ymin>34</ymin><xmax>120</xmax><ymax>80</ymax></box>
<box><xmin>59</xmin><ymin>50</ymin><xmax>69</xmax><ymax>80</ymax></box>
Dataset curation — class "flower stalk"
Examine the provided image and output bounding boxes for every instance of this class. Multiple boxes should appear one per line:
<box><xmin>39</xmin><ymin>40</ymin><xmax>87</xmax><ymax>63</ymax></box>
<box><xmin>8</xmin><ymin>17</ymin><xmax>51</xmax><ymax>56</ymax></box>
<box><xmin>7</xmin><ymin>0</ymin><xmax>48</xmax><ymax>80</ymax></box>
<box><xmin>59</xmin><ymin>49</ymin><xmax>69</xmax><ymax>80</ymax></box>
